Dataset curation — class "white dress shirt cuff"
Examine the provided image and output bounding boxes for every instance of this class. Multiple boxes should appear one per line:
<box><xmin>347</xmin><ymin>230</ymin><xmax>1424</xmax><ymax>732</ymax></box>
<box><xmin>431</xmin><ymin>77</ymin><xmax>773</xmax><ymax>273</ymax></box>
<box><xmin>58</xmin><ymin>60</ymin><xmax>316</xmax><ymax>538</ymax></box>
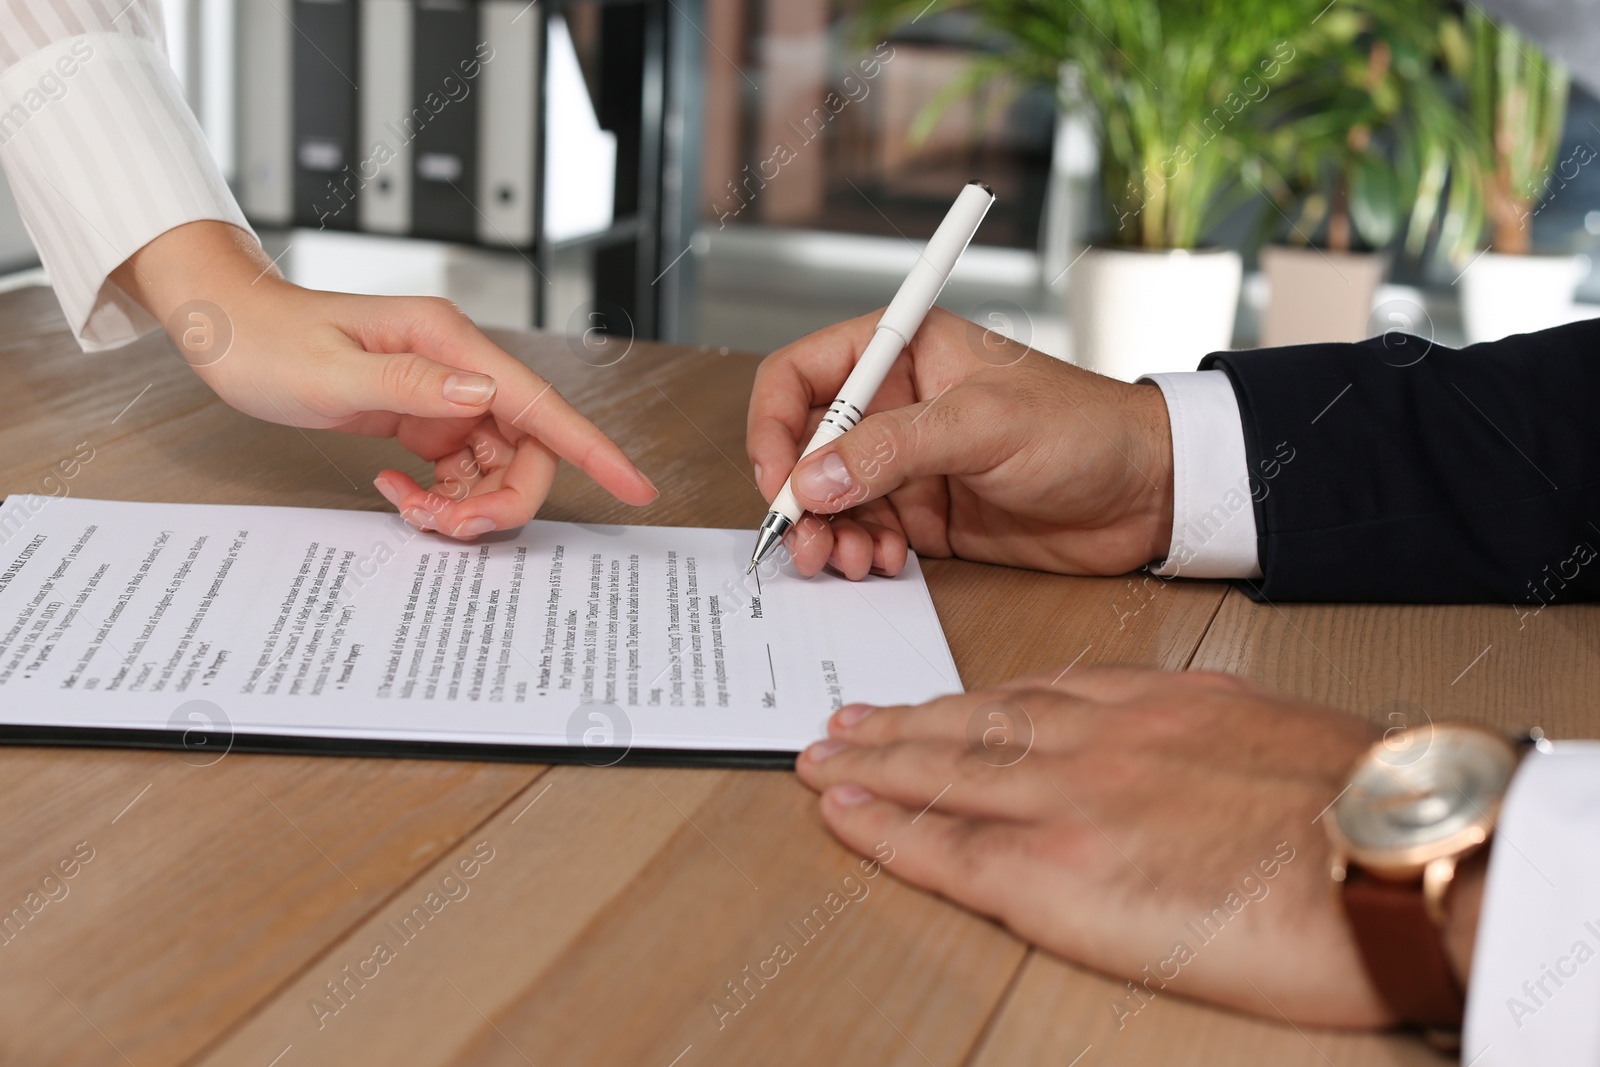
<box><xmin>1141</xmin><ymin>370</ymin><xmax>1263</xmax><ymax>580</ymax></box>
<box><xmin>1463</xmin><ymin>743</ymin><xmax>1600</xmax><ymax>1065</ymax></box>
<box><xmin>0</xmin><ymin>33</ymin><xmax>252</xmax><ymax>351</ymax></box>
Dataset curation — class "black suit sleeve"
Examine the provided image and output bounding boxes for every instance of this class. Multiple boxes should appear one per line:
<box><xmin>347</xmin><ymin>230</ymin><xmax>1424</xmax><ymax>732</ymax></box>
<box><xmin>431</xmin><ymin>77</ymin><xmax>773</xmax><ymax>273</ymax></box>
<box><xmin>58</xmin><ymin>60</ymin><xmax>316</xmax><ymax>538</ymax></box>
<box><xmin>1200</xmin><ymin>318</ymin><xmax>1600</xmax><ymax>604</ymax></box>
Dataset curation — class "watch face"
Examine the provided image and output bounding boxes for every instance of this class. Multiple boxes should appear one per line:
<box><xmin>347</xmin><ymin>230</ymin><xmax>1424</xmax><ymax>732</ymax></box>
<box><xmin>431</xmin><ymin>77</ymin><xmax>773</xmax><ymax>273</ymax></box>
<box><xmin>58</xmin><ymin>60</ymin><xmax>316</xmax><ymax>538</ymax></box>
<box><xmin>1333</xmin><ymin>725</ymin><xmax>1516</xmax><ymax>869</ymax></box>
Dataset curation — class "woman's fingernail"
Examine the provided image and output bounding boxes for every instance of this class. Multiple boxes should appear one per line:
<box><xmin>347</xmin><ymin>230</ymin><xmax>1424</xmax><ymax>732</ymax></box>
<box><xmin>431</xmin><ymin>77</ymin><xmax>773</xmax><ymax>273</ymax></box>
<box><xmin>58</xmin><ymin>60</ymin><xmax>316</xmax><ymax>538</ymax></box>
<box><xmin>454</xmin><ymin>516</ymin><xmax>496</xmax><ymax>538</ymax></box>
<box><xmin>752</xmin><ymin>463</ymin><xmax>764</xmax><ymax>488</ymax></box>
<box><xmin>829</xmin><ymin>784</ymin><xmax>873</xmax><ymax>807</ymax></box>
<box><xmin>403</xmin><ymin>508</ymin><xmax>435</xmax><ymax>530</ymax></box>
<box><xmin>373</xmin><ymin>475</ymin><xmax>401</xmax><ymax>507</ymax></box>
<box><xmin>805</xmin><ymin>739</ymin><xmax>847</xmax><ymax>763</ymax></box>
<box><xmin>793</xmin><ymin>453</ymin><xmax>851</xmax><ymax>503</ymax></box>
<box><xmin>836</xmin><ymin>704</ymin><xmax>875</xmax><ymax>728</ymax></box>
<box><xmin>443</xmin><ymin>372</ymin><xmax>497</xmax><ymax>405</ymax></box>
<box><xmin>640</xmin><ymin>470</ymin><xmax>659</xmax><ymax>497</ymax></box>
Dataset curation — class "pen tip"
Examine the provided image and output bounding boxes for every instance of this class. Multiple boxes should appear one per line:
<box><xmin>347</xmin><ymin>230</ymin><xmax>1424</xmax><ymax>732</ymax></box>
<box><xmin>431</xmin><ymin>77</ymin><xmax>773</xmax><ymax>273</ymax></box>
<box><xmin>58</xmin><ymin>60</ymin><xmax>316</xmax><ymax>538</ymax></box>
<box><xmin>745</xmin><ymin>560</ymin><xmax>756</xmax><ymax>575</ymax></box>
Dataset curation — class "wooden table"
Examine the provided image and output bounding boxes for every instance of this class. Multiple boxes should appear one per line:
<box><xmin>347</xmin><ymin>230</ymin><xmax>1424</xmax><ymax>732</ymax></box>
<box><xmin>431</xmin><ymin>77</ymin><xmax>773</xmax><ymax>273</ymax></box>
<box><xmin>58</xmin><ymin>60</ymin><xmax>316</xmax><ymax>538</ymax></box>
<box><xmin>0</xmin><ymin>286</ymin><xmax>1593</xmax><ymax>1067</ymax></box>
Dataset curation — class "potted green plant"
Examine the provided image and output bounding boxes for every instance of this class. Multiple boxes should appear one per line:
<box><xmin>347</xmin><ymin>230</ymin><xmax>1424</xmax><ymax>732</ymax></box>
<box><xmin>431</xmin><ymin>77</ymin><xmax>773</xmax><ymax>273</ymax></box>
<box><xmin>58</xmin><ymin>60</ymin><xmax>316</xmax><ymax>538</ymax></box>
<box><xmin>1251</xmin><ymin>0</ymin><xmax>1470</xmax><ymax>346</ymax></box>
<box><xmin>857</xmin><ymin>0</ymin><xmax>1322</xmax><ymax>379</ymax></box>
<box><xmin>1440</xmin><ymin>7</ymin><xmax>1578</xmax><ymax>343</ymax></box>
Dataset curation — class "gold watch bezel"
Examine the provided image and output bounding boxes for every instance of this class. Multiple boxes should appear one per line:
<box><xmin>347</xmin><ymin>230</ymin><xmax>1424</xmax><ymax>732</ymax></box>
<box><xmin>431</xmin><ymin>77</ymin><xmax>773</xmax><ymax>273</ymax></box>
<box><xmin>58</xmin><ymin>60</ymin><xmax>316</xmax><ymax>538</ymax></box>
<box><xmin>1324</xmin><ymin>723</ymin><xmax>1516</xmax><ymax>899</ymax></box>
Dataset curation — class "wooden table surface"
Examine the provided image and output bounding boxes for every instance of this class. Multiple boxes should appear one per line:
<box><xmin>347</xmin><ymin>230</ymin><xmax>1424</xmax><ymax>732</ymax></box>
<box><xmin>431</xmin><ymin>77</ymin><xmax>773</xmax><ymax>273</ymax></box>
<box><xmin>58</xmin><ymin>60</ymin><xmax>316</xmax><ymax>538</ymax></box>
<box><xmin>0</xmin><ymin>286</ymin><xmax>1593</xmax><ymax>1067</ymax></box>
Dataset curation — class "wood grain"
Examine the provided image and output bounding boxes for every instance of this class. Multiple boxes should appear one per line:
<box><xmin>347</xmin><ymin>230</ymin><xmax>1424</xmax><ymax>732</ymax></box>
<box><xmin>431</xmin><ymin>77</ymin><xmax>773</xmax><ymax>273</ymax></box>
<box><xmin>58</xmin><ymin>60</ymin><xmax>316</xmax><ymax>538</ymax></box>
<box><xmin>0</xmin><ymin>291</ymin><xmax>551</xmax><ymax>1067</ymax></box>
<box><xmin>0</xmin><ymin>287</ymin><xmax>206</xmax><ymax>422</ymax></box>
<box><xmin>0</xmin><ymin>750</ymin><xmax>541</xmax><ymax>1067</ymax></box>
<box><xmin>1188</xmin><ymin>588</ymin><xmax>1600</xmax><ymax>739</ymax></box>
<box><xmin>192</xmin><ymin>556</ymin><xmax>1227</xmax><ymax>1067</ymax></box>
<box><xmin>0</xmin><ymin>287</ymin><xmax>220</xmax><ymax>494</ymax></box>
<box><xmin>968</xmin><ymin>951</ymin><xmax>1447</xmax><ymax>1067</ymax></box>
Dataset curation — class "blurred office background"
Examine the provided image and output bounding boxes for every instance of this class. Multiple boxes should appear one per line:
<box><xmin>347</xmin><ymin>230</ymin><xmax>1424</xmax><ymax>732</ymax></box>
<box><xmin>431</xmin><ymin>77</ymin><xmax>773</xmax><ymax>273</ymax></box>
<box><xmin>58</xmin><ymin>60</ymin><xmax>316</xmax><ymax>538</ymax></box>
<box><xmin>0</xmin><ymin>0</ymin><xmax>1595</xmax><ymax>365</ymax></box>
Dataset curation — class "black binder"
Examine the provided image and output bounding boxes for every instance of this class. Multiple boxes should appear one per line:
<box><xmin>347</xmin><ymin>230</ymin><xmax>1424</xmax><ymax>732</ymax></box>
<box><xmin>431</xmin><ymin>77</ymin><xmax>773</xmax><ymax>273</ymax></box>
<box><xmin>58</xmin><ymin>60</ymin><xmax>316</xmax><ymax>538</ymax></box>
<box><xmin>0</xmin><ymin>723</ymin><xmax>795</xmax><ymax>769</ymax></box>
<box><xmin>291</xmin><ymin>0</ymin><xmax>362</xmax><ymax>231</ymax></box>
<box><xmin>409</xmin><ymin>0</ymin><xmax>482</xmax><ymax>241</ymax></box>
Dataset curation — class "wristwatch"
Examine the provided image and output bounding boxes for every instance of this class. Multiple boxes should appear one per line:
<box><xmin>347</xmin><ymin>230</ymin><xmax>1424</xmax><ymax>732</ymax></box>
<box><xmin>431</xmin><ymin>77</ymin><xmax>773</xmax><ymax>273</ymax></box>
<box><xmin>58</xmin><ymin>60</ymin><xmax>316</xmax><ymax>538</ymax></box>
<box><xmin>1324</xmin><ymin>723</ymin><xmax>1520</xmax><ymax>1031</ymax></box>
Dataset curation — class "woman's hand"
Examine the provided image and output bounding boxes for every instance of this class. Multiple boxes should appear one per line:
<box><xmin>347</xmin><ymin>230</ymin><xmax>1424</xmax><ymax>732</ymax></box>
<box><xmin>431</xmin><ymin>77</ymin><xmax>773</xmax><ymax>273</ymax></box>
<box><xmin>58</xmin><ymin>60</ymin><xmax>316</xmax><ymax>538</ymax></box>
<box><xmin>112</xmin><ymin>221</ymin><xmax>656</xmax><ymax>537</ymax></box>
<box><xmin>746</xmin><ymin>308</ymin><xmax>1174</xmax><ymax>580</ymax></box>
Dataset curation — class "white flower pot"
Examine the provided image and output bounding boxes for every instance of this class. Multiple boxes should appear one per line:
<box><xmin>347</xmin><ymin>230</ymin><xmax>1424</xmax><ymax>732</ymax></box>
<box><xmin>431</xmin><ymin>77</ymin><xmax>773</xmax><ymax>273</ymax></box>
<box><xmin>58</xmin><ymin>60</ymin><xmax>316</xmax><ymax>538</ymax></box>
<box><xmin>1067</xmin><ymin>247</ymin><xmax>1242</xmax><ymax>381</ymax></box>
<box><xmin>1259</xmin><ymin>245</ymin><xmax>1388</xmax><ymax>346</ymax></box>
<box><xmin>1458</xmin><ymin>251</ymin><xmax>1585</xmax><ymax>345</ymax></box>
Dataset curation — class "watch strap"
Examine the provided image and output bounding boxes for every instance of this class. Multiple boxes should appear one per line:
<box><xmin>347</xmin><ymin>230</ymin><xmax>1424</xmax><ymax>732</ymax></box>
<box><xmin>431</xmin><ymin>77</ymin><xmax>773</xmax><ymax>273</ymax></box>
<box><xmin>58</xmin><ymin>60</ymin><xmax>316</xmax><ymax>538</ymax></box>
<box><xmin>1341</xmin><ymin>869</ymin><xmax>1466</xmax><ymax>1029</ymax></box>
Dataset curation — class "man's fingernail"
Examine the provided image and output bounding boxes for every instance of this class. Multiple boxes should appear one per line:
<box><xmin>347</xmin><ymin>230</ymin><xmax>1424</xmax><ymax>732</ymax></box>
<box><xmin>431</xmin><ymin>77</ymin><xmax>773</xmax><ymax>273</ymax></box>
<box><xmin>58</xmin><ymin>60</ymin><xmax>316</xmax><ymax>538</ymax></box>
<box><xmin>374</xmin><ymin>475</ymin><xmax>401</xmax><ymax>506</ymax></box>
<box><xmin>443</xmin><ymin>372</ymin><xmax>497</xmax><ymax>404</ymax></box>
<box><xmin>454</xmin><ymin>516</ymin><xmax>496</xmax><ymax>538</ymax></box>
<box><xmin>805</xmin><ymin>739</ymin><xmax>847</xmax><ymax>763</ymax></box>
<box><xmin>794</xmin><ymin>452</ymin><xmax>851</xmax><ymax>503</ymax></box>
<box><xmin>829</xmin><ymin>784</ymin><xmax>873</xmax><ymax>807</ymax></box>
<box><xmin>836</xmin><ymin>704</ymin><xmax>875</xmax><ymax>727</ymax></box>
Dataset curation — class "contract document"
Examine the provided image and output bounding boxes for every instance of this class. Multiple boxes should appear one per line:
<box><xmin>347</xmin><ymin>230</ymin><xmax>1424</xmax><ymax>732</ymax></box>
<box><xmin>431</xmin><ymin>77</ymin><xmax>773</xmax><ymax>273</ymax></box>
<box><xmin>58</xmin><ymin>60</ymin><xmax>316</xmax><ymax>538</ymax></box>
<box><xmin>0</xmin><ymin>497</ymin><xmax>960</xmax><ymax>766</ymax></box>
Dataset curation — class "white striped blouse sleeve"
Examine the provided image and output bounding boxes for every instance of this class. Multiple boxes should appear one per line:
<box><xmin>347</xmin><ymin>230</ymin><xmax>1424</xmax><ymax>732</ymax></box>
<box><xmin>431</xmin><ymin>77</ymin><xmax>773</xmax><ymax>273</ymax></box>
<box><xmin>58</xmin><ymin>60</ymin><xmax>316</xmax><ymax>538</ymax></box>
<box><xmin>0</xmin><ymin>0</ymin><xmax>253</xmax><ymax>351</ymax></box>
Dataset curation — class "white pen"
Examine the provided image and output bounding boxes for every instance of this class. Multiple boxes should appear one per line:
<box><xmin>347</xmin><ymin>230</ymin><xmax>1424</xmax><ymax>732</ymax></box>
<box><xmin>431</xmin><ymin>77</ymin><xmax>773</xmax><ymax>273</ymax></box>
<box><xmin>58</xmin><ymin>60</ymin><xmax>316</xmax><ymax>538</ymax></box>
<box><xmin>747</xmin><ymin>180</ymin><xmax>996</xmax><ymax>574</ymax></box>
